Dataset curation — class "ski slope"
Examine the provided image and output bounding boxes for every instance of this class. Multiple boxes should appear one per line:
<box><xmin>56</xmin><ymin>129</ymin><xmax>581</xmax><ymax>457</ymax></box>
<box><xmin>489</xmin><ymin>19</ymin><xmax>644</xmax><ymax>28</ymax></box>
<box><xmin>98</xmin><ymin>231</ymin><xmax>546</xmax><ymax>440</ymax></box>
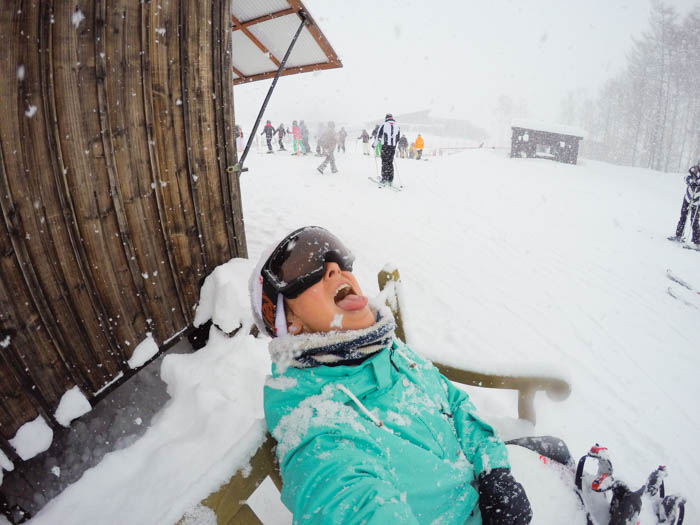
<box><xmin>243</xmin><ymin>146</ymin><xmax>699</xmax><ymax>502</ymax></box>
<box><xmin>25</xmin><ymin>147</ymin><xmax>699</xmax><ymax>524</ymax></box>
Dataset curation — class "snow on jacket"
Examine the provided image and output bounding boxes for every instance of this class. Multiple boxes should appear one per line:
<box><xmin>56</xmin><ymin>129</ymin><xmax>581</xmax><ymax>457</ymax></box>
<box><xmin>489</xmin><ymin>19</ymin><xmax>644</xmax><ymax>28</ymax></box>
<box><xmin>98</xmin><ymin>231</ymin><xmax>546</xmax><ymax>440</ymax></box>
<box><xmin>261</xmin><ymin>123</ymin><xmax>275</xmax><ymax>138</ymax></box>
<box><xmin>358</xmin><ymin>130</ymin><xmax>370</xmax><ymax>143</ymax></box>
<box><xmin>264</xmin><ymin>341</ymin><xmax>510</xmax><ymax>525</ymax></box>
<box><xmin>684</xmin><ymin>165</ymin><xmax>700</xmax><ymax>205</ymax></box>
<box><xmin>415</xmin><ymin>135</ymin><xmax>424</xmax><ymax>150</ymax></box>
<box><xmin>375</xmin><ymin>117</ymin><xmax>401</xmax><ymax>147</ymax></box>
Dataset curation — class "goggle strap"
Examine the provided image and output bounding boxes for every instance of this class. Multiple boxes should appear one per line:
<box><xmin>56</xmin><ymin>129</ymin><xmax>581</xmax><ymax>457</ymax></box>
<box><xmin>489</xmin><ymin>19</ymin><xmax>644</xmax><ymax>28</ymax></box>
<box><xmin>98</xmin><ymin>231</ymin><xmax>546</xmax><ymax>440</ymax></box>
<box><xmin>274</xmin><ymin>293</ymin><xmax>288</xmax><ymax>336</ymax></box>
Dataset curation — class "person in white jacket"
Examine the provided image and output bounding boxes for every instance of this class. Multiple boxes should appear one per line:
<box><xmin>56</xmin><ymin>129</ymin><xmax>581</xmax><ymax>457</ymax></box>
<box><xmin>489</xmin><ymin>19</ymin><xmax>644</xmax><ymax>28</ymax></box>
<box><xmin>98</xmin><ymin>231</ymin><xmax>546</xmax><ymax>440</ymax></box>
<box><xmin>372</xmin><ymin>114</ymin><xmax>400</xmax><ymax>185</ymax></box>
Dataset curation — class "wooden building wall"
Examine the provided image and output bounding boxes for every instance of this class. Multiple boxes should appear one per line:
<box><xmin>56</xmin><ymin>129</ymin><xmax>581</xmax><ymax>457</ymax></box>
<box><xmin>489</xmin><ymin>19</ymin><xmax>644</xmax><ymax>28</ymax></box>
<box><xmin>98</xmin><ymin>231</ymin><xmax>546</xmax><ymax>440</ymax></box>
<box><xmin>0</xmin><ymin>0</ymin><xmax>246</xmax><ymax>461</ymax></box>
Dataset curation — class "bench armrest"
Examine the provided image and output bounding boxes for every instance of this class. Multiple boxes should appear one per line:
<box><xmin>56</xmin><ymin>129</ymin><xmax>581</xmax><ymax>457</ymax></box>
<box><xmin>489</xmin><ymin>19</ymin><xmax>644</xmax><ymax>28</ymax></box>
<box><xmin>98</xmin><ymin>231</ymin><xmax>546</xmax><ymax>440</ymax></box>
<box><xmin>378</xmin><ymin>267</ymin><xmax>571</xmax><ymax>425</ymax></box>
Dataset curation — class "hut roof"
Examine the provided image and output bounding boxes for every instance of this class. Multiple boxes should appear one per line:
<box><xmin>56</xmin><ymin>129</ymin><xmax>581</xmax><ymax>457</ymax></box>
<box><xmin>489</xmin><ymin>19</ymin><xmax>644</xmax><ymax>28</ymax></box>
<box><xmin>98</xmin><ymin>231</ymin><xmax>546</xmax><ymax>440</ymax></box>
<box><xmin>231</xmin><ymin>0</ymin><xmax>342</xmax><ymax>85</ymax></box>
<box><xmin>511</xmin><ymin>118</ymin><xmax>586</xmax><ymax>139</ymax></box>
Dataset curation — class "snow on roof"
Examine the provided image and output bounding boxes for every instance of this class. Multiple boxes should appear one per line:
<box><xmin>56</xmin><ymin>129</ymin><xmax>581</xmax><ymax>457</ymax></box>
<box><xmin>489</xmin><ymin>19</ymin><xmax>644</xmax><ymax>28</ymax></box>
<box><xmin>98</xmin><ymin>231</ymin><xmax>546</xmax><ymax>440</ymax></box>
<box><xmin>231</xmin><ymin>1</ymin><xmax>341</xmax><ymax>85</ymax></box>
<box><xmin>511</xmin><ymin>119</ymin><xmax>586</xmax><ymax>139</ymax></box>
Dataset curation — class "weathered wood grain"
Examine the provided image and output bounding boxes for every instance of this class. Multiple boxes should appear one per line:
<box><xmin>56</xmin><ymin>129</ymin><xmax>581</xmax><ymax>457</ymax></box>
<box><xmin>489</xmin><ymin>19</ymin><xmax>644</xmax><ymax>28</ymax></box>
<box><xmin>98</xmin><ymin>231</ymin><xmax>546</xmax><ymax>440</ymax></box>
<box><xmin>0</xmin><ymin>0</ymin><xmax>245</xmax><ymax>458</ymax></box>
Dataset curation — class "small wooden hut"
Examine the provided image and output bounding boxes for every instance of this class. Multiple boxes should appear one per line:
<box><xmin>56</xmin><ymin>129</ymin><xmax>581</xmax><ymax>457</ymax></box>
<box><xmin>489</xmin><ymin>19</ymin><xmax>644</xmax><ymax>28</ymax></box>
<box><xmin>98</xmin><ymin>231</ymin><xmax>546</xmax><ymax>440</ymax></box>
<box><xmin>0</xmin><ymin>0</ymin><xmax>339</xmax><ymax>465</ymax></box>
<box><xmin>510</xmin><ymin>119</ymin><xmax>585</xmax><ymax>165</ymax></box>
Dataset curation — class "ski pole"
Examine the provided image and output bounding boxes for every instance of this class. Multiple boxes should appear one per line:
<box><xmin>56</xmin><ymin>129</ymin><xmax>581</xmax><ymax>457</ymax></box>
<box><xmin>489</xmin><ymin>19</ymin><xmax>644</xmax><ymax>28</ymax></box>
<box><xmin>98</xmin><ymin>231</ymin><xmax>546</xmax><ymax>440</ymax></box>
<box><xmin>393</xmin><ymin>157</ymin><xmax>402</xmax><ymax>188</ymax></box>
<box><xmin>689</xmin><ymin>195</ymin><xmax>699</xmax><ymax>245</ymax></box>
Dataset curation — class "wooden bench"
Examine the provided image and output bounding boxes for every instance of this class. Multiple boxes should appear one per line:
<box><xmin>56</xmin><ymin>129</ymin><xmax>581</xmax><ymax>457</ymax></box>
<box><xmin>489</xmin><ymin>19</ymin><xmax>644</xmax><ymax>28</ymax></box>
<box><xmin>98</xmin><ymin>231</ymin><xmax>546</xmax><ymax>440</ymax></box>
<box><xmin>191</xmin><ymin>268</ymin><xmax>571</xmax><ymax>525</ymax></box>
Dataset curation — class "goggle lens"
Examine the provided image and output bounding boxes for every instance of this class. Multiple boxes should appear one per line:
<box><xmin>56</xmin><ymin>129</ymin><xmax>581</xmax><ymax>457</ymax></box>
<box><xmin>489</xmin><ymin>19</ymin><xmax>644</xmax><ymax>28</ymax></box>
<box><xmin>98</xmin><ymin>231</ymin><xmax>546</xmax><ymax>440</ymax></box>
<box><xmin>263</xmin><ymin>227</ymin><xmax>355</xmax><ymax>299</ymax></box>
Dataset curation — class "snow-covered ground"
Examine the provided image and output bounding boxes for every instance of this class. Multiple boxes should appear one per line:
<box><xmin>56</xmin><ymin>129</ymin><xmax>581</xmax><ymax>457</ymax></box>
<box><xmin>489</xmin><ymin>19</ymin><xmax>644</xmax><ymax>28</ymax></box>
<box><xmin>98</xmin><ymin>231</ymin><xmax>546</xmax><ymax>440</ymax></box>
<box><xmin>19</xmin><ymin>146</ymin><xmax>699</xmax><ymax>524</ymax></box>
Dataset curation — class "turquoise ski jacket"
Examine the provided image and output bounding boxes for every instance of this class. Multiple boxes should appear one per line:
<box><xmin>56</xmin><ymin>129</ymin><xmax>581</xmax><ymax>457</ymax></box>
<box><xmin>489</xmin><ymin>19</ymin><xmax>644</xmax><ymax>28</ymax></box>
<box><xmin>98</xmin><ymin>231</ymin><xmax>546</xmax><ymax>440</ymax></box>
<box><xmin>264</xmin><ymin>342</ymin><xmax>511</xmax><ymax>524</ymax></box>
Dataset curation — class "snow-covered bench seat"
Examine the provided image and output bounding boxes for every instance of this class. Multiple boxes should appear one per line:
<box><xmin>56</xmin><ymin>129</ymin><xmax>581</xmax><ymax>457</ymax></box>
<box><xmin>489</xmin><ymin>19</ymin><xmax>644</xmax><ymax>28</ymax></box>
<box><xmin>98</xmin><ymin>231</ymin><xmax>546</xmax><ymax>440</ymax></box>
<box><xmin>189</xmin><ymin>267</ymin><xmax>571</xmax><ymax>525</ymax></box>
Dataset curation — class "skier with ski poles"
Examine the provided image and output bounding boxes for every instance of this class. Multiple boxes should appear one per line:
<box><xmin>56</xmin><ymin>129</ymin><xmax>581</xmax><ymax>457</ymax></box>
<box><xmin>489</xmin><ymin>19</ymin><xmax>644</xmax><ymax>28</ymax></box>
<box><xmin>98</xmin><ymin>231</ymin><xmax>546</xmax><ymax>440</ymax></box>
<box><xmin>372</xmin><ymin>113</ymin><xmax>400</xmax><ymax>186</ymax></box>
<box><xmin>250</xmin><ymin>226</ymin><xmax>533</xmax><ymax>525</ymax></box>
<box><xmin>261</xmin><ymin>120</ymin><xmax>275</xmax><ymax>153</ymax></box>
<box><xmin>668</xmin><ymin>159</ymin><xmax>700</xmax><ymax>249</ymax></box>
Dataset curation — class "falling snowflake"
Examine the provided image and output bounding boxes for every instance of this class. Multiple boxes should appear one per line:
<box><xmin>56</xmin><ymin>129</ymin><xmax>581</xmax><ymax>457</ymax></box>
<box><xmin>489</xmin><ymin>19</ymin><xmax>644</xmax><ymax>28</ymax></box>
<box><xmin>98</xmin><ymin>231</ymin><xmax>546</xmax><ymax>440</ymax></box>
<box><xmin>71</xmin><ymin>9</ymin><xmax>85</xmax><ymax>28</ymax></box>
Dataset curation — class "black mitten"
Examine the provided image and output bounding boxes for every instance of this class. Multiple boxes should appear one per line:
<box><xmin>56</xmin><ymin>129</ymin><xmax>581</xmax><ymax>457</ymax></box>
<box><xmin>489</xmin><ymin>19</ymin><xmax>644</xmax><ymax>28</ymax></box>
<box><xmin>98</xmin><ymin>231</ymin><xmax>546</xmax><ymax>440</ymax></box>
<box><xmin>478</xmin><ymin>468</ymin><xmax>532</xmax><ymax>525</ymax></box>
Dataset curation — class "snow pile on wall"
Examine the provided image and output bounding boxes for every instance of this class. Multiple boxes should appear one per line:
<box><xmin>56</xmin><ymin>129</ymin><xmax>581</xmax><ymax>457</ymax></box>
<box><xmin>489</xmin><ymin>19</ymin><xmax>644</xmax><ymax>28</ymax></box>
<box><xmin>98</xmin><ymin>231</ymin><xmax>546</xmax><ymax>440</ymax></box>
<box><xmin>9</xmin><ymin>417</ymin><xmax>53</xmax><ymax>461</ymax></box>
<box><xmin>127</xmin><ymin>333</ymin><xmax>159</xmax><ymax>369</ymax></box>
<box><xmin>0</xmin><ymin>449</ymin><xmax>13</xmax><ymax>485</ymax></box>
<box><xmin>54</xmin><ymin>387</ymin><xmax>92</xmax><ymax>427</ymax></box>
<box><xmin>193</xmin><ymin>258</ymin><xmax>255</xmax><ymax>333</ymax></box>
<box><xmin>31</xmin><ymin>304</ymin><xmax>271</xmax><ymax>524</ymax></box>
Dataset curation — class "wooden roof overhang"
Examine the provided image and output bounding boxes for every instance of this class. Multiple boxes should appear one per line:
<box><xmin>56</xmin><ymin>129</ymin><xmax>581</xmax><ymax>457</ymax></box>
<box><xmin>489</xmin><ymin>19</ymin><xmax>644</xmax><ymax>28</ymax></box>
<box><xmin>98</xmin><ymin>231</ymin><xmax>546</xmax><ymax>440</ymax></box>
<box><xmin>231</xmin><ymin>0</ymin><xmax>342</xmax><ymax>86</ymax></box>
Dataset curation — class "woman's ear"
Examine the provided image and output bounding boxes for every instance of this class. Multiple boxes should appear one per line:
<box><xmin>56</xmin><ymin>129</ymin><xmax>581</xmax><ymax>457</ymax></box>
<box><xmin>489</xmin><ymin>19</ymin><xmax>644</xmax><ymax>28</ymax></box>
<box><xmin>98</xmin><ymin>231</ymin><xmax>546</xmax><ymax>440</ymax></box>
<box><xmin>286</xmin><ymin>309</ymin><xmax>304</xmax><ymax>335</ymax></box>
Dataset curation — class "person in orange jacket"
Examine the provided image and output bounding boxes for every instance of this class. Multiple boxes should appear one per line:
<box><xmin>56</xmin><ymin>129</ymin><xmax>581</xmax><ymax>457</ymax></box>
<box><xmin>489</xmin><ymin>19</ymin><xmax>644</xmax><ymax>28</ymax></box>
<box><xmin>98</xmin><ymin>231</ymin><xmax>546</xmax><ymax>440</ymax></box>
<box><xmin>415</xmin><ymin>134</ymin><xmax>425</xmax><ymax>160</ymax></box>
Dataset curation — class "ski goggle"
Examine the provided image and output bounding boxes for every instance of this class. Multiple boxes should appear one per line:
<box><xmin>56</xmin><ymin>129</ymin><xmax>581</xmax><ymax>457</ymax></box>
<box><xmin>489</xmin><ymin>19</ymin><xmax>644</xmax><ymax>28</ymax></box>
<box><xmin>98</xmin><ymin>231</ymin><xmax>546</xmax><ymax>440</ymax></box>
<box><xmin>262</xmin><ymin>226</ymin><xmax>355</xmax><ymax>300</ymax></box>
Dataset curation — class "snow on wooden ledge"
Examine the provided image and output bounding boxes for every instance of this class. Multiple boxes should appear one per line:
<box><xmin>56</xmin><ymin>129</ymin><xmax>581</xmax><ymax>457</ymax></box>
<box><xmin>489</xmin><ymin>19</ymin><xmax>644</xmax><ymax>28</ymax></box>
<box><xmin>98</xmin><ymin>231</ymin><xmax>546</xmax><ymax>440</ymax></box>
<box><xmin>511</xmin><ymin>118</ymin><xmax>586</xmax><ymax>139</ymax></box>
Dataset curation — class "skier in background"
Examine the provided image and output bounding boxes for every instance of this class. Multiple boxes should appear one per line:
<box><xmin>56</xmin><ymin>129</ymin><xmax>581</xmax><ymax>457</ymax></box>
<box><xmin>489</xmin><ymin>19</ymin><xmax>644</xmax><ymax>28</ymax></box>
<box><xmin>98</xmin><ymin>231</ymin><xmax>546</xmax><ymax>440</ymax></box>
<box><xmin>317</xmin><ymin>122</ymin><xmax>338</xmax><ymax>174</ymax></box>
<box><xmin>669</xmin><ymin>159</ymin><xmax>700</xmax><ymax>247</ymax></box>
<box><xmin>372</xmin><ymin>113</ymin><xmax>400</xmax><ymax>185</ymax></box>
<box><xmin>300</xmin><ymin>120</ymin><xmax>311</xmax><ymax>155</ymax></box>
<box><xmin>291</xmin><ymin>120</ymin><xmax>305</xmax><ymax>156</ymax></box>
<box><xmin>370</xmin><ymin>124</ymin><xmax>382</xmax><ymax>157</ymax></box>
<box><xmin>397</xmin><ymin>135</ymin><xmax>408</xmax><ymax>158</ymax></box>
<box><xmin>315</xmin><ymin>123</ymin><xmax>326</xmax><ymax>156</ymax></box>
<box><xmin>234</xmin><ymin>125</ymin><xmax>244</xmax><ymax>155</ymax></box>
<box><xmin>337</xmin><ymin>127</ymin><xmax>348</xmax><ymax>153</ymax></box>
<box><xmin>358</xmin><ymin>129</ymin><xmax>371</xmax><ymax>156</ymax></box>
<box><xmin>276</xmin><ymin>123</ymin><xmax>287</xmax><ymax>151</ymax></box>
<box><xmin>415</xmin><ymin>134</ymin><xmax>425</xmax><ymax>160</ymax></box>
<box><xmin>261</xmin><ymin>120</ymin><xmax>274</xmax><ymax>153</ymax></box>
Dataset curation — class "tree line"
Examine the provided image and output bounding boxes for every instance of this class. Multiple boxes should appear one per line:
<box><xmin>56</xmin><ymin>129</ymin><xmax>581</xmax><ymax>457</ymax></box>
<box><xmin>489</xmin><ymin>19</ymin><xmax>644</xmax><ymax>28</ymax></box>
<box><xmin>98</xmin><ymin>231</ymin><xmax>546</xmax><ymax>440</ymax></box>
<box><xmin>568</xmin><ymin>1</ymin><xmax>700</xmax><ymax>173</ymax></box>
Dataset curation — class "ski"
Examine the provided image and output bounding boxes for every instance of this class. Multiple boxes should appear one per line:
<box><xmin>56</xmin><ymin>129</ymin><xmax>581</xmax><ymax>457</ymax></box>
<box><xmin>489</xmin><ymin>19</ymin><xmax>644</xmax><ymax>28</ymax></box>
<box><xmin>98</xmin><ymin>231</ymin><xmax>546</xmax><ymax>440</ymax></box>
<box><xmin>367</xmin><ymin>177</ymin><xmax>402</xmax><ymax>192</ymax></box>
<box><xmin>666</xmin><ymin>287</ymin><xmax>699</xmax><ymax>310</ymax></box>
<box><xmin>665</xmin><ymin>269</ymin><xmax>699</xmax><ymax>294</ymax></box>
<box><xmin>667</xmin><ymin>236</ymin><xmax>700</xmax><ymax>251</ymax></box>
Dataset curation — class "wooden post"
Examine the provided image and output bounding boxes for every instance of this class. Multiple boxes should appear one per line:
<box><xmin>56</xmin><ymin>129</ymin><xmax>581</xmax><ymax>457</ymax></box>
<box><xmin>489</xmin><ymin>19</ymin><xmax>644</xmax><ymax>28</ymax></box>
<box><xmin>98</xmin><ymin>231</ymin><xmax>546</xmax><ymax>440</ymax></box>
<box><xmin>377</xmin><ymin>268</ymin><xmax>406</xmax><ymax>343</ymax></box>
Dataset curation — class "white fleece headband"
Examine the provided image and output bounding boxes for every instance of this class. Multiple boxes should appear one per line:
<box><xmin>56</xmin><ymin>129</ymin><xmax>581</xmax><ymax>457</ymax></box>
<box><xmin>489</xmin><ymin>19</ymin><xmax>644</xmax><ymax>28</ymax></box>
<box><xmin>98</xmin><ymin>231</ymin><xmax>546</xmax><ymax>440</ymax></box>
<box><xmin>249</xmin><ymin>235</ymin><xmax>298</xmax><ymax>337</ymax></box>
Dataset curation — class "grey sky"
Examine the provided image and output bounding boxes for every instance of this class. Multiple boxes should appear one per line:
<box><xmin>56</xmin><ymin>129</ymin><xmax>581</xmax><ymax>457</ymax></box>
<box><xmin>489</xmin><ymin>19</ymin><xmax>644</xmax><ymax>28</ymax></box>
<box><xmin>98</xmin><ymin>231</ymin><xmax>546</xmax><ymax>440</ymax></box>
<box><xmin>234</xmin><ymin>0</ymin><xmax>699</xmax><ymax>139</ymax></box>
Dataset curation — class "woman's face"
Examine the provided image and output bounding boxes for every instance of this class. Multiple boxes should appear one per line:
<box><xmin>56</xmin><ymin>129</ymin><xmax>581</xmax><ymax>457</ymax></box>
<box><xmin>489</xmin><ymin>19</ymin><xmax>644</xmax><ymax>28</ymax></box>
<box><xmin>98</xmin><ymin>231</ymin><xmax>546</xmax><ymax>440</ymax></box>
<box><xmin>285</xmin><ymin>262</ymin><xmax>375</xmax><ymax>334</ymax></box>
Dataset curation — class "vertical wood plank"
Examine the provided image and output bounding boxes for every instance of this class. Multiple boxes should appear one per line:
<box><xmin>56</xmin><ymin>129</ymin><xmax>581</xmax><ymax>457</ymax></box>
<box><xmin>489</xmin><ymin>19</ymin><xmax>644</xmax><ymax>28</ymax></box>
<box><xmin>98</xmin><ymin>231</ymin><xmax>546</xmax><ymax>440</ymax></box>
<box><xmin>51</xmin><ymin>0</ymin><xmax>146</xmax><ymax>365</ymax></box>
<box><xmin>139</xmin><ymin>1</ymin><xmax>190</xmax><ymax>325</ymax></box>
<box><xmin>149</xmin><ymin>0</ymin><xmax>207</xmax><ymax>316</ymax></box>
<box><xmin>181</xmin><ymin>0</ymin><xmax>232</xmax><ymax>272</ymax></box>
<box><xmin>217</xmin><ymin>0</ymin><xmax>247</xmax><ymax>258</ymax></box>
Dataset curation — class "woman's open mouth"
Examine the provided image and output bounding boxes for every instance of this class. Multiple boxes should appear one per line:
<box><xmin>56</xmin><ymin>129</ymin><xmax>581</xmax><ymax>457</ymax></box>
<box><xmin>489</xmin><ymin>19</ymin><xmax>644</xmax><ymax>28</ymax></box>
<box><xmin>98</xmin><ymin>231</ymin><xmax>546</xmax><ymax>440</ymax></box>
<box><xmin>333</xmin><ymin>283</ymin><xmax>368</xmax><ymax>311</ymax></box>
